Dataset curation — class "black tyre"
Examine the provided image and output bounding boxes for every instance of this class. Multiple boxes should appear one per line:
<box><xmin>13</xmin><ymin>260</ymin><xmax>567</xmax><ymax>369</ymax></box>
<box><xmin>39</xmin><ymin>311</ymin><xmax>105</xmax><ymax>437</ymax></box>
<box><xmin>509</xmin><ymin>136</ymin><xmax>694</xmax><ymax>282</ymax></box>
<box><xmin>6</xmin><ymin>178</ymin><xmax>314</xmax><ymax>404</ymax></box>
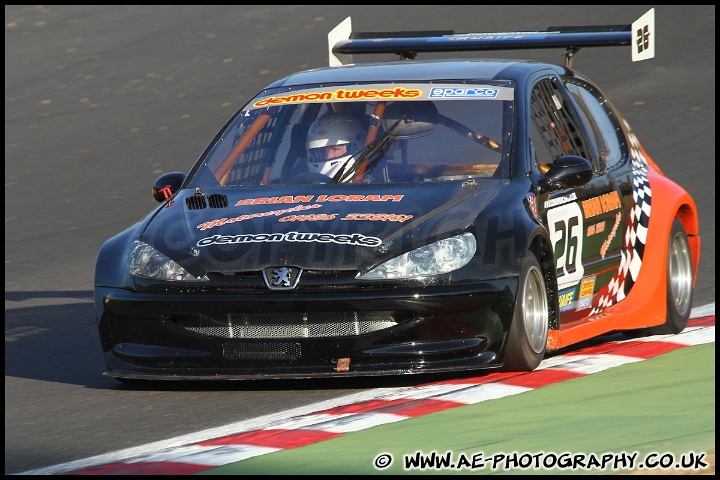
<box><xmin>647</xmin><ymin>218</ymin><xmax>694</xmax><ymax>335</ymax></box>
<box><xmin>502</xmin><ymin>253</ymin><xmax>549</xmax><ymax>371</ymax></box>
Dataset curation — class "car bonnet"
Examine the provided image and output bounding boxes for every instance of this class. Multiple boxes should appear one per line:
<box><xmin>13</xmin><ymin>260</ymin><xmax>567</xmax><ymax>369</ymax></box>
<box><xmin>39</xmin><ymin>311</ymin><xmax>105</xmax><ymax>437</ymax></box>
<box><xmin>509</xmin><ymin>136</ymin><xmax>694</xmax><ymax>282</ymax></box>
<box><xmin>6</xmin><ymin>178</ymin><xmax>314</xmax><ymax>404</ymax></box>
<box><xmin>140</xmin><ymin>180</ymin><xmax>505</xmax><ymax>276</ymax></box>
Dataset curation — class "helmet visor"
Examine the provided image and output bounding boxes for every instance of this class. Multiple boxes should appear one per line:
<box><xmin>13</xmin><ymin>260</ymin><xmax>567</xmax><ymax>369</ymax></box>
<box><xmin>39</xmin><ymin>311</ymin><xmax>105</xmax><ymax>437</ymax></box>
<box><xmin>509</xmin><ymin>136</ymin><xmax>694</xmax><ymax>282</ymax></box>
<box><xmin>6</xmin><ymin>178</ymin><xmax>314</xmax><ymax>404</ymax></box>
<box><xmin>309</xmin><ymin>143</ymin><xmax>355</xmax><ymax>163</ymax></box>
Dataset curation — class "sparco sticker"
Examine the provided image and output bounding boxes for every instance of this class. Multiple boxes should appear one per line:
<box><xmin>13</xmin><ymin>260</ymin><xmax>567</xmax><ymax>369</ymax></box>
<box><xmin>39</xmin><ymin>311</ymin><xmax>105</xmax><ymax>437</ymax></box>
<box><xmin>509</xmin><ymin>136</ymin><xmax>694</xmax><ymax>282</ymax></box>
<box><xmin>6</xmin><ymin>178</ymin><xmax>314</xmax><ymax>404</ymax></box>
<box><xmin>429</xmin><ymin>87</ymin><xmax>499</xmax><ymax>98</ymax></box>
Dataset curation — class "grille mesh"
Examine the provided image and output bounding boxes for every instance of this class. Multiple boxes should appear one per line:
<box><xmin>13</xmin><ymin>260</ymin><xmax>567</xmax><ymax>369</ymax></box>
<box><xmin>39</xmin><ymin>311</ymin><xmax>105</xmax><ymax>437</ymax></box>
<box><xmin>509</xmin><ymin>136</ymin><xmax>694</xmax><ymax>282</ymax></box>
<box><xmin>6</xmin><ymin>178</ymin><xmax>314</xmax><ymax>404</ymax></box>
<box><xmin>170</xmin><ymin>311</ymin><xmax>401</xmax><ymax>339</ymax></box>
<box><xmin>222</xmin><ymin>341</ymin><xmax>301</xmax><ymax>361</ymax></box>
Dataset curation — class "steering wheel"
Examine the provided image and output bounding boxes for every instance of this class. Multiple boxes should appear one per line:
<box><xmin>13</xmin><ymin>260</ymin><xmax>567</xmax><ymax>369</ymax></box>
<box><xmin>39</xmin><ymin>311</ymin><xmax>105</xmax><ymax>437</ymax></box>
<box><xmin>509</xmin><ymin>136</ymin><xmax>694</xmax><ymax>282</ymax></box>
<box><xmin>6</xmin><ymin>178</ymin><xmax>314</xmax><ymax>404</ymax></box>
<box><xmin>286</xmin><ymin>171</ymin><xmax>332</xmax><ymax>184</ymax></box>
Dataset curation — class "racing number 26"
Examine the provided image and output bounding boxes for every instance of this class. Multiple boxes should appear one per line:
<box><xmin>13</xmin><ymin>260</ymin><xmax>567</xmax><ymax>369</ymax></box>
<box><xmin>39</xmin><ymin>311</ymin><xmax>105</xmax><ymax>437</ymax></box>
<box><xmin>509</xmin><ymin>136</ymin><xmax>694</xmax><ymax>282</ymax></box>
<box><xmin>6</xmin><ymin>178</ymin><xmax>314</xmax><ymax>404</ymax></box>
<box><xmin>547</xmin><ymin>203</ymin><xmax>584</xmax><ymax>289</ymax></box>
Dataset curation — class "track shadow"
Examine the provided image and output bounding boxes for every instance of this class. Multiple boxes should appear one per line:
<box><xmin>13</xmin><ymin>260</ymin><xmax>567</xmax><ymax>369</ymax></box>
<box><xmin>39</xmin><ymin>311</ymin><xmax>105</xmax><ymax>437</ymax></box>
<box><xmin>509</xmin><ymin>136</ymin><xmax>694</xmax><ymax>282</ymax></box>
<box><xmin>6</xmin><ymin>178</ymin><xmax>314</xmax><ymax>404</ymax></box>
<box><xmin>5</xmin><ymin>294</ymin><xmax>115</xmax><ymax>389</ymax></box>
<box><xmin>5</xmin><ymin>290</ymin><xmax>94</xmax><ymax>302</ymax></box>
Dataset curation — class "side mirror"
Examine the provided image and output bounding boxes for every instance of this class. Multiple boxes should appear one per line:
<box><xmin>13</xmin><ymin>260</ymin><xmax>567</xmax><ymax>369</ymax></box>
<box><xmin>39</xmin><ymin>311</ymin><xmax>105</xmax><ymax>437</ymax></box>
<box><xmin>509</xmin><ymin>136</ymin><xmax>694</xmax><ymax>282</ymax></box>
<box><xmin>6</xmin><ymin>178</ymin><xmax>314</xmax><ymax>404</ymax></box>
<box><xmin>152</xmin><ymin>172</ymin><xmax>186</xmax><ymax>202</ymax></box>
<box><xmin>540</xmin><ymin>155</ymin><xmax>593</xmax><ymax>191</ymax></box>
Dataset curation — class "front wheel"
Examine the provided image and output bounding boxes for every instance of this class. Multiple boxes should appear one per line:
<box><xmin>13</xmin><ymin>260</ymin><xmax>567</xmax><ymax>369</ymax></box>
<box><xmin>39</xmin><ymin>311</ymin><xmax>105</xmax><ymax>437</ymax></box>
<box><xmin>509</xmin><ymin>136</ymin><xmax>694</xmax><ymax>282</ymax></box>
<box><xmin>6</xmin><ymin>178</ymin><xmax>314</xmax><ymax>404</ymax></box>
<box><xmin>502</xmin><ymin>253</ymin><xmax>549</xmax><ymax>371</ymax></box>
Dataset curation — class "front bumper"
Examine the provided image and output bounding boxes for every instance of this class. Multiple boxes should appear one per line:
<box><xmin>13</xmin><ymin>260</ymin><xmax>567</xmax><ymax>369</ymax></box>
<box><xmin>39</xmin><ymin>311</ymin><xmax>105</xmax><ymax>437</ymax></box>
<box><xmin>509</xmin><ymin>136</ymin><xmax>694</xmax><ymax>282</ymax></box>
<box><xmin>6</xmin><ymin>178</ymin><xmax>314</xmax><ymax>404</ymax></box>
<box><xmin>95</xmin><ymin>280</ymin><xmax>516</xmax><ymax>380</ymax></box>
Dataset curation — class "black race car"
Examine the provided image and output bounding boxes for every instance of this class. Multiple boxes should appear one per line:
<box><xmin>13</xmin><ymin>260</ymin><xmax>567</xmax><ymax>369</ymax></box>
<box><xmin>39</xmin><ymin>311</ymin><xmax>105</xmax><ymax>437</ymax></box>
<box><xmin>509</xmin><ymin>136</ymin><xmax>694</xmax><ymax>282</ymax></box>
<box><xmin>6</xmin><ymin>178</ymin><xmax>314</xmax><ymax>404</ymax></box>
<box><xmin>94</xmin><ymin>9</ymin><xmax>700</xmax><ymax>381</ymax></box>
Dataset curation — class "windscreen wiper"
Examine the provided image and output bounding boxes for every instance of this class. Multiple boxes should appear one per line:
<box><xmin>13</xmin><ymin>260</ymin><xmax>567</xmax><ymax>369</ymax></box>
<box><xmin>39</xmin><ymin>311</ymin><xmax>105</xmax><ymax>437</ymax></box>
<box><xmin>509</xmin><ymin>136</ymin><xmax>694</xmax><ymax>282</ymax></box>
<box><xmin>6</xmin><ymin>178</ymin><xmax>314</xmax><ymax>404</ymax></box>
<box><xmin>331</xmin><ymin>116</ymin><xmax>406</xmax><ymax>184</ymax></box>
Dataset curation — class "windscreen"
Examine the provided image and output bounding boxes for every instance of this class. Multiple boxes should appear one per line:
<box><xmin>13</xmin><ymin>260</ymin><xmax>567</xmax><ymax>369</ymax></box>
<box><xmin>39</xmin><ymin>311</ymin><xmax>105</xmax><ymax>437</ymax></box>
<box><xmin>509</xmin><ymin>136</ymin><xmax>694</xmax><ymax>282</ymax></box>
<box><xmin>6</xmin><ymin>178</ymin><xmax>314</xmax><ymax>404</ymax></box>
<box><xmin>187</xmin><ymin>82</ymin><xmax>514</xmax><ymax>188</ymax></box>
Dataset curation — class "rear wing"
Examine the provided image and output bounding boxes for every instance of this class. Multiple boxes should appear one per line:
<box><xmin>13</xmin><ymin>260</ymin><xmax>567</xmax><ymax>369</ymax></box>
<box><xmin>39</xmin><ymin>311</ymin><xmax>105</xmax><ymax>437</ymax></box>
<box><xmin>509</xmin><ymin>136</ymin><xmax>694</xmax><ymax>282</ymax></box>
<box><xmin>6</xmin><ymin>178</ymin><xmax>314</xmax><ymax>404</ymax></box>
<box><xmin>328</xmin><ymin>8</ymin><xmax>654</xmax><ymax>68</ymax></box>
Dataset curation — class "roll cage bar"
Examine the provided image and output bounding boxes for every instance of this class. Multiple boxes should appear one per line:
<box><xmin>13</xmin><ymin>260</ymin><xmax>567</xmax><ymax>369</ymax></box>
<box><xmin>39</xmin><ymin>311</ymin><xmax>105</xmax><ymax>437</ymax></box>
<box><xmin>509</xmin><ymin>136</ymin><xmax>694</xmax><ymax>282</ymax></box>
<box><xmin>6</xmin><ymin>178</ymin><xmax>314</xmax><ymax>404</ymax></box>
<box><xmin>328</xmin><ymin>8</ymin><xmax>655</xmax><ymax>69</ymax></box>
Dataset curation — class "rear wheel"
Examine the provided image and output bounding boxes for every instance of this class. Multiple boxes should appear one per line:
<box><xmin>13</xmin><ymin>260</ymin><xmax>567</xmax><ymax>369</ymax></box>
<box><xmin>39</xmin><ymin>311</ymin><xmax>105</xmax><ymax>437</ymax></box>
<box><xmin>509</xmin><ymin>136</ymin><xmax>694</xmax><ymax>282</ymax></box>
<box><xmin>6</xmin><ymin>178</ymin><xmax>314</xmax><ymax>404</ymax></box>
<box><xmin>502</xmin><ymin>253</ymin><xmax>549</xmax><ymax>371</ymax></box>
<box><xmin>647</xmin><ymin>218</ymin><xmax>694</xmax><ymax>335</ymax></box>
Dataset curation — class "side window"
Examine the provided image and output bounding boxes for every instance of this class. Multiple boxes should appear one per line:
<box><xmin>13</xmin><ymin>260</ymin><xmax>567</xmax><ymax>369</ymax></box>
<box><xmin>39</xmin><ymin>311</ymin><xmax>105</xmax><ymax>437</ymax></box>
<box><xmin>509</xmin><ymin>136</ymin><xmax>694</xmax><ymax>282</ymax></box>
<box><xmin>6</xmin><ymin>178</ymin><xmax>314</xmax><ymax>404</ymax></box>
<box><xmin>564</xmin><ymin>81</ymin><xmax>624</xmax><ymax>169</ymax></box>
<box><xmin>530</xmin><ymin>78</ymin><xmax>590</xmax><ymax>172</ymax></box>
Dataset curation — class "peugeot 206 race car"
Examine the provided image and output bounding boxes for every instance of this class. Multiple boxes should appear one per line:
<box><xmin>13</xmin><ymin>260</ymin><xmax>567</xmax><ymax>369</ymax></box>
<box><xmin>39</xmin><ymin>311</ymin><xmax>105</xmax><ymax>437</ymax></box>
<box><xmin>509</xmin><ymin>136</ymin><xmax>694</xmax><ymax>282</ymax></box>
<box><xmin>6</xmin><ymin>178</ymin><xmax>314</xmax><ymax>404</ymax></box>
<box><xmin>94</xmin><ymin>9</ymin><xmax>700</xmax><ymax>382</ymax></box>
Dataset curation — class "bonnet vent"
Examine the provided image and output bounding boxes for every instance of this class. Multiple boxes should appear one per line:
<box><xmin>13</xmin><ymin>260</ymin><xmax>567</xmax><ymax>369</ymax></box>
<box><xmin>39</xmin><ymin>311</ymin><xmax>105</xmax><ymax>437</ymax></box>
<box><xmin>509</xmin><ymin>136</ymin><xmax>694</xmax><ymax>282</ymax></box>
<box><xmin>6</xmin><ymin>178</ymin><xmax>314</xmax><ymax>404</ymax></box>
<box><xmin>185</xmin><ymin>196</ymin><xmax>207</xmax><ymax>210</ymax></box>
<box><xmin>208</xmin><ymin>194</ymin><xmax>229</xmax><ymax>208</ymax></box>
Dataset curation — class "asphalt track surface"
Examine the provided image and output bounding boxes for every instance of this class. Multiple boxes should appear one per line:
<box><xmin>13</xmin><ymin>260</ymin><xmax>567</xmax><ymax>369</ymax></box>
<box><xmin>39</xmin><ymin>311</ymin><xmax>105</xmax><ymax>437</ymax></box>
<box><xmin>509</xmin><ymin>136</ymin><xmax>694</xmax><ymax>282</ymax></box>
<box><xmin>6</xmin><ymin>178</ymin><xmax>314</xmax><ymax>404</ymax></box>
<box><xmin>4</xmin><ymin>5</ymin><xmax>715</xmax><ymax>475</ymax></box>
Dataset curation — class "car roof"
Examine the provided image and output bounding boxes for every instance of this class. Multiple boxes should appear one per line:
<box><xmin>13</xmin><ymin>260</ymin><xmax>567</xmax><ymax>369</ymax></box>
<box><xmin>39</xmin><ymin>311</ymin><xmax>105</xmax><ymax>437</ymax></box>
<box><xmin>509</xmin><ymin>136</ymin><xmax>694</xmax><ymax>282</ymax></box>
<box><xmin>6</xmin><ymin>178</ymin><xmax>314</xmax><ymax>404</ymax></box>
<box><xmin>266</xmin><ymin>59</ymin><xmax>567</xmax><ymax>88</ymax></box>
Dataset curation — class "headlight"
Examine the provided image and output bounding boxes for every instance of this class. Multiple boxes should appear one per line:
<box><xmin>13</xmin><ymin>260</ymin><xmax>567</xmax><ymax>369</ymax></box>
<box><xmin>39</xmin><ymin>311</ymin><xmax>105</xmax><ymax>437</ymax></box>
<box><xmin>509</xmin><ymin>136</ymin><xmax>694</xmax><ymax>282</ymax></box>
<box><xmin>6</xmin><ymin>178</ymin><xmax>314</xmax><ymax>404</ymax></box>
<box><xmin>129</xmin><ymin>241</ymin><xmax>208</xmax><ymax>281</ymax></box>
<box><xmin>358</xmin><ymin>232</ymin><xmax>476</xmax><ymax>280</ymax></box>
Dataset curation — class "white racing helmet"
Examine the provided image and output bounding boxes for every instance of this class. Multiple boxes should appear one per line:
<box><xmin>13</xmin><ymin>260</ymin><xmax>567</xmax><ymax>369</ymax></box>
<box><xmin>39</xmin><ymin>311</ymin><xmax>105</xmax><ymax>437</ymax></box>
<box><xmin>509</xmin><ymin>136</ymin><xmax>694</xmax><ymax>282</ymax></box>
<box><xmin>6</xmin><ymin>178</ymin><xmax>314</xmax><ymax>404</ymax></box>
<box><xmin>306</xmin><ymin>112</ymin><xmax>364</xmax><ymax>177</ymax></box>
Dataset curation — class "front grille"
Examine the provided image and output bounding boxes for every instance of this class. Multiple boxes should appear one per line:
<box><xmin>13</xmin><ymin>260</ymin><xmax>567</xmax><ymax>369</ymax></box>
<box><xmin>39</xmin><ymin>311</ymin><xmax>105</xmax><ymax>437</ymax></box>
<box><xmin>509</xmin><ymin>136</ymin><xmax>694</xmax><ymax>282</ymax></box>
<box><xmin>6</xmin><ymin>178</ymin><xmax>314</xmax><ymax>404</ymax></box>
<box><xmin>222</xmin><ymin>341</ymin><xmax>301</xmax><ymax>361</ymax></box>
<box><xmin>170</xmin><ymin>311</ymin><xmax>403</xmax><ymax>339</ymax></box>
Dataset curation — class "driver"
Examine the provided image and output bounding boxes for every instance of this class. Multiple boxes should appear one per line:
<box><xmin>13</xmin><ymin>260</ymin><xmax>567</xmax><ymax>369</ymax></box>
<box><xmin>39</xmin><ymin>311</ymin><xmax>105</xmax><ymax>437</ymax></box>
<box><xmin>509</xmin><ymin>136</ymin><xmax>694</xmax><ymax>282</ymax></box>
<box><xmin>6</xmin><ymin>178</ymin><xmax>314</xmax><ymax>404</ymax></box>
<box><xmin>306</xmin><ymin>112</ymin><xmax>365</xmax><ymax>178</ymax></box>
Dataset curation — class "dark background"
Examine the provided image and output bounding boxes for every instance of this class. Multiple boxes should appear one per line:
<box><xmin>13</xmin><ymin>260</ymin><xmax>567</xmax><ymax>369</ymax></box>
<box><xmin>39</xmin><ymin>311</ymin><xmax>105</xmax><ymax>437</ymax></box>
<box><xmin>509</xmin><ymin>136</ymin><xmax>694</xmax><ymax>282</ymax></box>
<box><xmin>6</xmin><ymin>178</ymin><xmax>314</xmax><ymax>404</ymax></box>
<box><xmin>5</xmin><ymin>5</ymin><xmax>714</xmax><ymax>474</ymax></box>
